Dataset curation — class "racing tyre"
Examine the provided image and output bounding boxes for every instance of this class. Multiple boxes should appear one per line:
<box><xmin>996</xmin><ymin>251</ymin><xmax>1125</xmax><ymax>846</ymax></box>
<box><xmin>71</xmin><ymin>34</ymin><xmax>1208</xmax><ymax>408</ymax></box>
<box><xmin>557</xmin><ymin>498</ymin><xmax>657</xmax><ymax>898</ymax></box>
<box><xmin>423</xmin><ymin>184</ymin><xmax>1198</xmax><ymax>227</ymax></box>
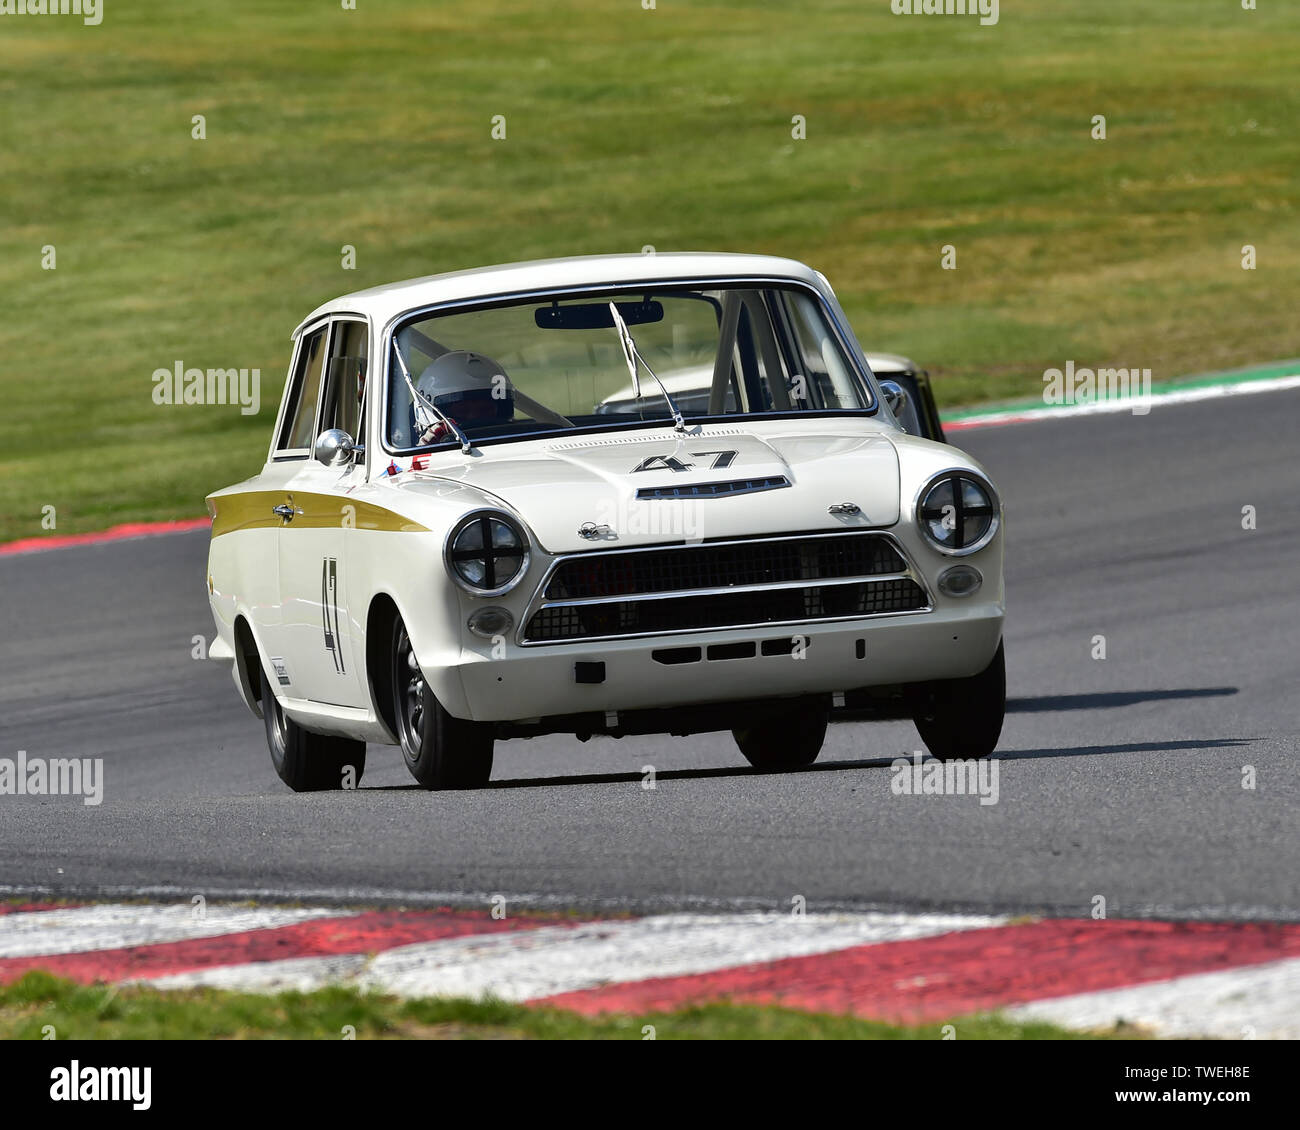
<box><xmin>260</xmin><ymin>667</ymin><xmax>366</xmax><ymax>791</ymax></box>
<box><xmin>910</xmin><ymin>640</ymin><xmax>1005</xmax><ymax>761</ymax></box>
<box><xmin>393</xmin><ymin>618</ymin><xmax>494</xmax><ymax>789</ymax></box>
<box><xmin>732</xmin><ymin>701</ymin><xmax>828</xmax><ymax>770</ymax></box>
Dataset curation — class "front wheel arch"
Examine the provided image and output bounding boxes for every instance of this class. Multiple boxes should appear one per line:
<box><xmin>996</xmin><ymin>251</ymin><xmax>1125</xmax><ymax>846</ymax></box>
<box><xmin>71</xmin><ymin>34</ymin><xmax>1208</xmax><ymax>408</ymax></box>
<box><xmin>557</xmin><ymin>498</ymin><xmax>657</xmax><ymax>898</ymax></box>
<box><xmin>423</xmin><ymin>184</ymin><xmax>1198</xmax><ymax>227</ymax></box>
<box><xmin>366</xmin><ymin>593</ymin><xmax>402</xmax><ymax>742</ymax></box>
<box><xmin>233</xmin><ymin>614</ymin><xmax>265</xmax><ymax>719</ymax></box>
<box><xmin>909</xmin><ymin>638</ymin><xmax>1006</xmax><ymax>761</ymax></box>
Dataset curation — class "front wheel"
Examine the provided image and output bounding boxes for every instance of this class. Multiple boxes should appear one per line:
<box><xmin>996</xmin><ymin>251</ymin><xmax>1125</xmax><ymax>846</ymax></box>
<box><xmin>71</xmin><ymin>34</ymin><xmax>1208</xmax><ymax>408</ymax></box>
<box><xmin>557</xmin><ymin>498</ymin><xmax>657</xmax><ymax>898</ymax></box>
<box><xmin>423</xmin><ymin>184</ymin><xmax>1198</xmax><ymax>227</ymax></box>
<box><xmin>732</xmin><ymin>701</ymin><xmax>828</xmax><ymax>770</ymax></box>
<box><xmin>910</xmin><ymin>640</ymin><xmax>1006</xmax><ymax>761</ymax></box>
<box><xmin>260</xmin><ymin>667</ymin><xmax>366</xmax><ymax>792</ymax></box>
<box><xmin>393</xmin><ymin>618</ymin><xmax>494</xmax><ymax>789</ymax></box>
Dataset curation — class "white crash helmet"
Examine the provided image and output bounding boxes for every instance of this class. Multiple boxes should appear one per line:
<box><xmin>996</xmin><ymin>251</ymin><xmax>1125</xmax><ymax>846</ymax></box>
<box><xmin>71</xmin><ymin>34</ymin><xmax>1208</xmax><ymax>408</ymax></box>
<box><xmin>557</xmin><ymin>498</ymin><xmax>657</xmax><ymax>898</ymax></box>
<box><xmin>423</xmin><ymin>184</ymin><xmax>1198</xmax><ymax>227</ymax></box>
<box><xmin>414</xmin><ymin>350</ymin><xmax>513</xmax><ymax>424</ymax></box>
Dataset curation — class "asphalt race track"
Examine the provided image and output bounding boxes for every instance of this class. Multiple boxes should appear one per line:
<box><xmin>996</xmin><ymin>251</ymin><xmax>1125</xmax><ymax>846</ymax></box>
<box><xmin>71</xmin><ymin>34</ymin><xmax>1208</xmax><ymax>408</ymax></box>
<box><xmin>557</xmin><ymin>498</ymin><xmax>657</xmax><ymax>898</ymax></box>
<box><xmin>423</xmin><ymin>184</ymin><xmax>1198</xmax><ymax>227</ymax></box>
<box><xmin>2</xmin><ymin>389</ymin><xmax>1296</xmax><ymax>921</ymax></box>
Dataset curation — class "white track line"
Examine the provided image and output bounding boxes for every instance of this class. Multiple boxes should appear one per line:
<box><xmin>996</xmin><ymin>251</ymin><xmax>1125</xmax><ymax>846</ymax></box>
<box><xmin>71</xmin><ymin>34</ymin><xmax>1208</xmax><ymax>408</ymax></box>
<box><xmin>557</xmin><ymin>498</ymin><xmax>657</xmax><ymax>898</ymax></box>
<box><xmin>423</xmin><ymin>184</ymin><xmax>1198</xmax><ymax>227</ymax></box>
<box><xmin>0</xmin><ymin>905</ymin><xmax>347</xmax><ymax>959</ymax></box>
<box><xmin>1007</xmin><ymin>956</ymin><xmax>1300</xmax><ymax>1040</ymax></box>
<box><xmin>144</xmin><ymin>911</ymin><xmax>1001</xmax><ymax>997</ymax></box>
<box><xmin>948</xmin><ymin>372</ymin><xmax>1300</xmax><ymax>428</ymax></box>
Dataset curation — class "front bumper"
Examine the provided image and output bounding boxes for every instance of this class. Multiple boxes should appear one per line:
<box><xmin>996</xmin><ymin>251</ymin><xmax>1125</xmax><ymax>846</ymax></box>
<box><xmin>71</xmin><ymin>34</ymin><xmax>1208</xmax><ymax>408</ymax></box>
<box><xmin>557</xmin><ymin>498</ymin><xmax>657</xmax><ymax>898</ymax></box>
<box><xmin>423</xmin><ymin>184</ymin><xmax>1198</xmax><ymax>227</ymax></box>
<box><xmin>430</xmin><ymin>601</ymin><xmax>1003</xmax><ymax>723</ymax></box>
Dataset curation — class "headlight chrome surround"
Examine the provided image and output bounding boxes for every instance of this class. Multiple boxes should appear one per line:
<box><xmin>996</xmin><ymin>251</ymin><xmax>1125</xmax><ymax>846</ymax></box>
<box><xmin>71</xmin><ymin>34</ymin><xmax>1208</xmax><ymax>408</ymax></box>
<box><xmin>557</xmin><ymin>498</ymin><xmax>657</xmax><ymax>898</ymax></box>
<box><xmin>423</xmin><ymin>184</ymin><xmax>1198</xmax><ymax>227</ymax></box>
<box><xmin>915</xmin><ymin>470</ymin><xmax>1000</xmax><ymax>557</ymax></box>
<box><xmin>444</xmin><ymin>509</ymin><xmax>531</xmax><ymax>596</ymax></box>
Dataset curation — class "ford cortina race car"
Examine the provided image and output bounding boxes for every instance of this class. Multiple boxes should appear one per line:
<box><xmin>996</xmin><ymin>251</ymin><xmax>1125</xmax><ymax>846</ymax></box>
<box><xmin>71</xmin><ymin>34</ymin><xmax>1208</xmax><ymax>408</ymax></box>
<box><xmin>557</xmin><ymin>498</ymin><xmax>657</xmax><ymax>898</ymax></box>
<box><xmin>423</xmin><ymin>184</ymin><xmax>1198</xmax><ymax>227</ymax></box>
<box><xmin>205</xmin><ymin>253</ymin><xmax>1005</xmax><ymax>791</ymax></box>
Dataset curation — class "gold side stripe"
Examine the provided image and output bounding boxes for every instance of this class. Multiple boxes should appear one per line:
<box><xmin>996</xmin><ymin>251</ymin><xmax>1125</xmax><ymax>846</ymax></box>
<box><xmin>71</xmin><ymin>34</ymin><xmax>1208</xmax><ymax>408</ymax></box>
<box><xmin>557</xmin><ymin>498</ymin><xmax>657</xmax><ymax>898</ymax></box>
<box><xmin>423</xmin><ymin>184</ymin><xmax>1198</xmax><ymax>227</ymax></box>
<box><xmin>210</xmin><ymin>491</ymin><xmax>430</xmax><ymax>538</ymax></box>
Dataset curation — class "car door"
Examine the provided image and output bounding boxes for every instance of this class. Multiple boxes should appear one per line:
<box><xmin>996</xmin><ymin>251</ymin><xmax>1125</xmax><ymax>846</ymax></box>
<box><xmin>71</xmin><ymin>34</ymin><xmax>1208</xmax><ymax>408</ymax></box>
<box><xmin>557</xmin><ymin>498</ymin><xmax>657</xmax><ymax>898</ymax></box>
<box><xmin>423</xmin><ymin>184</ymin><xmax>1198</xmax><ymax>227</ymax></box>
<box><xmin>877</xmin><ymin>368</ymin><xmax>947</xmax><ymax>443</ymax></box>
<box><xmin>207</xmin><ymin>331</ymin><xmax>320</xmax><ymax>697</ymax></box>
<box><xmin>911</xmin><ymin>369</ymin><xmax>947</xmax><ymax>442</ymax></box>
<box><xmin>239</xmin><ymin>320</ymin><xmax>327</xmax><ymax>695</ymax></box>
<box><xmin>269</xmin><ymin>316</ymin><xmax>371</xmax><ymax>707</ymax></box>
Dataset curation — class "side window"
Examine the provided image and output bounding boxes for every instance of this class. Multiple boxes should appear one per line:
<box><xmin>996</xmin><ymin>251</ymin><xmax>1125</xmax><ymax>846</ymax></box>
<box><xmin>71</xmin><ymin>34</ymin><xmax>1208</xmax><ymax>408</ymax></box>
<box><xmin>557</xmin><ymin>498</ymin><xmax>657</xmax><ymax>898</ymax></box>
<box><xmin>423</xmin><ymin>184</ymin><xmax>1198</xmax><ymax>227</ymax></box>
<box><xmin>319</xmin><ymin>320</ymin><xmax>369</xmax><ymax>444</ymax></box>
<box><xmin>782</xmin><ymin>292</ymin><xmax>868</xmax><ymax>411</ymax></box>
<box><xmin>278</xmin><ymin>327</ymin><xmax>327</xmax><ymax>452</ymax></box>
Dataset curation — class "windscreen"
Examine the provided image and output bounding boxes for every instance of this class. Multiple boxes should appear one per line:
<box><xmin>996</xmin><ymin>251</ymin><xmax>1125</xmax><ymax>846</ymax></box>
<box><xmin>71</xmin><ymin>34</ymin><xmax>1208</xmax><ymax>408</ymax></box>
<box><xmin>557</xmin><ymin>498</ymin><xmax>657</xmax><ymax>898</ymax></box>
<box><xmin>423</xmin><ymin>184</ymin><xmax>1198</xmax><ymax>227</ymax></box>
<box><xmin>386</xmin><ymin>284</ymin><xmax>873</xmax><ymax>450</ymax></box>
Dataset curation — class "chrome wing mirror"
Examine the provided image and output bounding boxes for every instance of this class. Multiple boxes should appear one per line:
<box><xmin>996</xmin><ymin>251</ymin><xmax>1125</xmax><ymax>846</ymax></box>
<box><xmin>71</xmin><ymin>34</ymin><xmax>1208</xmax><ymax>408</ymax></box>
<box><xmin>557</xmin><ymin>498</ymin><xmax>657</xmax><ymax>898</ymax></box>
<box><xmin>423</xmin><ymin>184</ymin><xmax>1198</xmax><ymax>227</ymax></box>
<box><xmin>880</xmin><ymin>379</ymin><xmax>909</xmax><ymax>423</ymax></box>
<box><xmin>314</xmin><ymin>428</ymin><xmax>357</xmax><ymax>467</ymax></box>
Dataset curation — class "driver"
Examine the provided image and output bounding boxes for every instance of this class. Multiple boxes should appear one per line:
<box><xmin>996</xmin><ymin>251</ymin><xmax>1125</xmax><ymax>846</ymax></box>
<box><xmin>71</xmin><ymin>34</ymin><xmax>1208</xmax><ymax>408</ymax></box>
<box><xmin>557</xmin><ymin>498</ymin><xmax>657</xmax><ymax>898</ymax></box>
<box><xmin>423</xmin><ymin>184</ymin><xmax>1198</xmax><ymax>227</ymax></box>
<box><xmin>414</xmin><ymin>350</ymin><xmax>513</xmax><ymax>444</ymax></box>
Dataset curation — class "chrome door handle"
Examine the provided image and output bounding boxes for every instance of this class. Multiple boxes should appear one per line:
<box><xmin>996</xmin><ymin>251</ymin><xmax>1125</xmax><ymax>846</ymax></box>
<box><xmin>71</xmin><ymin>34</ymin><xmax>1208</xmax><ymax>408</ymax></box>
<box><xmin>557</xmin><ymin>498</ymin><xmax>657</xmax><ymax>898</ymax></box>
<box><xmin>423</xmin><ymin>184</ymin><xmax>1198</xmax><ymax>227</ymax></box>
<box><xmin>272</xmin><ymin>504</ymin><xmax>299</xmax><ymax>521</ymax></box>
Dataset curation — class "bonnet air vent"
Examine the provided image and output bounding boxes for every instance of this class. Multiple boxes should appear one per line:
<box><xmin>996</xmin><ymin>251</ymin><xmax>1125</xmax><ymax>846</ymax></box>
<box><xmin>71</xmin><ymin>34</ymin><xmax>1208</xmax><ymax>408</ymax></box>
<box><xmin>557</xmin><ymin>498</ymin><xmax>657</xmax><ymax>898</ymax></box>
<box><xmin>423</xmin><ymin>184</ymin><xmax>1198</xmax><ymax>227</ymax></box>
<box><xmin>635</xmin><ymin>476</ymin><xmax>789</xmax><ymax>501</ymax></box>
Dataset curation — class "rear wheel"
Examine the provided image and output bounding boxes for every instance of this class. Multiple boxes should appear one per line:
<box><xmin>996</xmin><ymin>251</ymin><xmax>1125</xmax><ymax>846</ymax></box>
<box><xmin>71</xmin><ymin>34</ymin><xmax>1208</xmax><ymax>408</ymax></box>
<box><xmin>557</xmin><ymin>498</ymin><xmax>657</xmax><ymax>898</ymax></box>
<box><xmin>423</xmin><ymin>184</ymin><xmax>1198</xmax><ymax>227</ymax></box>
<box><xmin>910</xmin><ymin>640</ymin><xmax>1005</xmax><ymax>761</ymax></box>
<box><xmin>732</xmin><ymin>701</ymin><xmax>828</xmax><ymax>770</ymax></box>
<box><xmin>260</xmin><ymin>668</ymin><xmax>366</xmax><ymax>791</ymax></box>
<box><xmin>393</xmin><ymin>618</ymin><xmax>494</xmax><ymax>789</ymax></box>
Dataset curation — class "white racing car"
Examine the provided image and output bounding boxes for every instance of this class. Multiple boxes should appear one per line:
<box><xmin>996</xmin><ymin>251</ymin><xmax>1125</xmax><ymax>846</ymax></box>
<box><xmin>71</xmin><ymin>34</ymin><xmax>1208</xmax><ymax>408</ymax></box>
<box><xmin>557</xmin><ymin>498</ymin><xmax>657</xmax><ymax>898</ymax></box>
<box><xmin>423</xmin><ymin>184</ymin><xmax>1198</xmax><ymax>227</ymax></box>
<box><xmin>205</xmin><ymin>253</ymin><xmax>1005</xmax><ymax>791</ymax></box>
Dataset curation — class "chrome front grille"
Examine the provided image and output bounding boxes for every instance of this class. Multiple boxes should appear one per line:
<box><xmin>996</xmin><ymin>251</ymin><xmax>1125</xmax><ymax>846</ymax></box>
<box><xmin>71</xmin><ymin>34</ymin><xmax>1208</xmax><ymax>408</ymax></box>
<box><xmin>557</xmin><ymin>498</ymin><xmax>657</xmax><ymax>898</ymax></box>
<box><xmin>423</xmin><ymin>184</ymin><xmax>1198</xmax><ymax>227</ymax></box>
<box><xmin>520</xmin><ymin>531</ymin><xmax>931</xmax><ymax>644</ymax></box>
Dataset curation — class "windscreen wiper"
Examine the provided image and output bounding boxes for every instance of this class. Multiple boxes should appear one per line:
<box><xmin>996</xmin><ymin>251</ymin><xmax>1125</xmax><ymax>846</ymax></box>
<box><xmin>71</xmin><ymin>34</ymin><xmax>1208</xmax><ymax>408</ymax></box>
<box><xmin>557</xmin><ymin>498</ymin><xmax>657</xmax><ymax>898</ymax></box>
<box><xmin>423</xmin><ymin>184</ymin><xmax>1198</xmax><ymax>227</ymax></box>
<box><xmin>608</xmin><ymin>302</ymin><xmax>686</xmax><ymax>433</ymax></box>
<box><xmin>391</xmin><ymin>341</ymin><xmax>473</xmax><ymax>455</ymax></box>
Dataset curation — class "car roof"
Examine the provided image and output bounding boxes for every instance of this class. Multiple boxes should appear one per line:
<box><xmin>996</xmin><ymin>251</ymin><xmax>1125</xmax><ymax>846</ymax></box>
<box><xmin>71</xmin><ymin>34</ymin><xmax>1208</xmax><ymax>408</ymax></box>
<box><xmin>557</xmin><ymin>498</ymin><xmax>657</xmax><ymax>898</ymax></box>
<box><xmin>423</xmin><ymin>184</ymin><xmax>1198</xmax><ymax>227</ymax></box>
<box><xmin>295</xmin><ymin>252</ymin><xmax>824</xmax><ymax>336</ymax></box>
<box><xmin>863</xmin><ymin>352</ymin><xmax>916</xmax><ymax>373</ymax></box>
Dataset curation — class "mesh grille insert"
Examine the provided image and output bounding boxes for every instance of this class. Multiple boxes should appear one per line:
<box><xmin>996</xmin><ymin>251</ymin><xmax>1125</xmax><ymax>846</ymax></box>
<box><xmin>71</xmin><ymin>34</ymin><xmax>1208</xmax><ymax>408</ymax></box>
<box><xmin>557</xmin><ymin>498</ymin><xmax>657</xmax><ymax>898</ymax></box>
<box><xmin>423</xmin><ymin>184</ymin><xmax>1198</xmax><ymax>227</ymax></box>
<box><xmin>544</xmin><ymin>532</ymin><xmax>905</xmax><ymax>601</ymax></box>
<box><xmin>524</xmin><ymin>578</ymin><xmax>928</xmax><ymax>642</ymax></box>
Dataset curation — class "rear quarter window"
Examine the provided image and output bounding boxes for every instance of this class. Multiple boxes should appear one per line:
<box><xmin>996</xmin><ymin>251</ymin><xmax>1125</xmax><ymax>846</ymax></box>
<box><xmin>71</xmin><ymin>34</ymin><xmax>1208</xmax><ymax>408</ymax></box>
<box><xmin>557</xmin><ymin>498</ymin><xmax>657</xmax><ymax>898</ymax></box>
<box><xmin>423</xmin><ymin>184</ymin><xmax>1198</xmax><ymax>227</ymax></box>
<box><xmin>277</xmin><ymin>327</ymin><xmax>327</xmax><ymax>452</ymax></box>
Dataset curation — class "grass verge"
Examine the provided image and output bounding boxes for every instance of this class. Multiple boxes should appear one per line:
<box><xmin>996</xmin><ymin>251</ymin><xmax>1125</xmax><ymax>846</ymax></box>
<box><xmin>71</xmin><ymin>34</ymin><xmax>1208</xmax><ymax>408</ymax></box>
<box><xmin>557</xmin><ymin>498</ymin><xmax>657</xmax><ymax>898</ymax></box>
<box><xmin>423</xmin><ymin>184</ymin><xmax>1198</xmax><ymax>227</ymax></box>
<box><xmin>3</xmin><ymin>1</ymin><xmax>1295</xmax><ymax>541</ymax></box>
<box><xmin>1</xmin><ymin>970</ymin><xmax>1126</xmax><ymax>1040</ymax></box>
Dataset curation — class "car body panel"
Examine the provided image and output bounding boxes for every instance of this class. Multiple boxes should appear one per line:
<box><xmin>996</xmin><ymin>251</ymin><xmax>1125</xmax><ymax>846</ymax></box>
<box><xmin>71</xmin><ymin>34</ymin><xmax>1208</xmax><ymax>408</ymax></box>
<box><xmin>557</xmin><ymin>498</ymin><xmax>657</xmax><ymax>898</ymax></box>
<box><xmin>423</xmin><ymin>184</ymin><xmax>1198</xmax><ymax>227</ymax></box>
<box><xmin>863</xmin><ymin>352</ymin><xmax>947</xmax><ymax>444</ymax></box>
<box><xmin>295</xmin><ymin>253</ymin><xmax>830</xmax><ymax>336</ymax></box>
<box><xmin>206</xmin><ymin>254</ymin><xmax>1002</xmax><ymax>742</ymax></box>
<box><xmin>404</xmin><ymin>424</ymin><xmax>902</xmax><ymax>555</ymax></box>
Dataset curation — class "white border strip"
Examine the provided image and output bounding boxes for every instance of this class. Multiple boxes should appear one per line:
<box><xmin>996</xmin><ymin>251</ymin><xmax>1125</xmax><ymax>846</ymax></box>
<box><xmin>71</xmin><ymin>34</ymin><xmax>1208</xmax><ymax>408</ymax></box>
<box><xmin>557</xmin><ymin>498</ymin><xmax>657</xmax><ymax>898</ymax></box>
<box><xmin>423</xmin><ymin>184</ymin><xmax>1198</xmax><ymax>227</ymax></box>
<box><xmin>144</xmin><ymin>911</ymin><xmax>1001</xmax><ymax>998</ymax></box>
<box><xmin>1008</xmin><ymin>955</ymin><xmax>1300</xmax><ymax>1040</ymax></box>
<box><xmin>0</xmin><ymin>905</ymin><xmax>346</xmax><ymax>959</ymax></box>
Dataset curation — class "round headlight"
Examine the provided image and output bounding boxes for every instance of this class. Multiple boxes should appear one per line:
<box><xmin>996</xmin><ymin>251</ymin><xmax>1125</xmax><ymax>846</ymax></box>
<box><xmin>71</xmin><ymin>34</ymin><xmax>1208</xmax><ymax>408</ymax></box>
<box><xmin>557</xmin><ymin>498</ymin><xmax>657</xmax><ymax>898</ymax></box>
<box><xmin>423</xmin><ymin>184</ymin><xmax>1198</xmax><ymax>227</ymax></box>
<box><xmin>445</xmin><ymin>510</ymin><xmax>529</xmax><ymax>595</ymax></box>
<box><xmin>917</xmin><ymin>472</ymin><xmax>999</xmax><ymax>556</ymax></box>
